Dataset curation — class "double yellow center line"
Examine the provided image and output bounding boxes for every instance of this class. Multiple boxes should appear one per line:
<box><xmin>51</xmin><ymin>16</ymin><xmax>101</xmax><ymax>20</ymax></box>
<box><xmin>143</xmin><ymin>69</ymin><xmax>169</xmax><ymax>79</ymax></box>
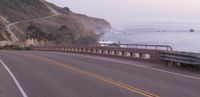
<box><xmin>28</xmin><ymin>54</ymin><xmax>159</xmax><ymax>97</ymax></box>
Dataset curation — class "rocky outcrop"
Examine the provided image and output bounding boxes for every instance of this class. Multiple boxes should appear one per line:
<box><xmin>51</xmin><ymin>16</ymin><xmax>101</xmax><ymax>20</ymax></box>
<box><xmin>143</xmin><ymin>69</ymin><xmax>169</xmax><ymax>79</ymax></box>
<box><xmin>0</xmin><ymin>0</ymin><xmax>111</xmax><ymax>44</ymax></box>
<box><xmin>0</xmin><ymin>16</ymin><xmax>10</xmax><ymax>40</ymax></box>
<box><xmin>0</xmin><ymin>0</ymin><xmax>51</xmax><ymax>22</ymax></box>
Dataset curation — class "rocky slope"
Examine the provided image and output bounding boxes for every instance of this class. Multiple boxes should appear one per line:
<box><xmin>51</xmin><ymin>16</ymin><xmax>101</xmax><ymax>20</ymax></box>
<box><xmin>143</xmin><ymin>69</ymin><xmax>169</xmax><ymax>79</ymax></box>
<box><xmin>0</xmin><ymin>16</ymin><xmax>9</xmax><ymax>40</ymax></box>
<box><xmin>0</xmin><ymin>0</ymin><xmax>111</xmax><ymax>44</ymax></box>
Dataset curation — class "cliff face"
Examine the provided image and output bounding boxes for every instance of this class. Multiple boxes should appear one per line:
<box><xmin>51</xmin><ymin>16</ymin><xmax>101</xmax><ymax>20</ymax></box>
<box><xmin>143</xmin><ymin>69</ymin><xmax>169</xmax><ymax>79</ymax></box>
<box><xmin>0</xmin><ymin>16</ymin><xmax>10</xmax><ymax>41</ymax></box>
<box><xmin>0</xmin><ymin>0</ymin><xmax>111</xmax><ymax>44</ymax></box>
<box><xmin>0</xmin><ymin>0</ymin><xmax>51</xmax><ymax>22</ymax></box>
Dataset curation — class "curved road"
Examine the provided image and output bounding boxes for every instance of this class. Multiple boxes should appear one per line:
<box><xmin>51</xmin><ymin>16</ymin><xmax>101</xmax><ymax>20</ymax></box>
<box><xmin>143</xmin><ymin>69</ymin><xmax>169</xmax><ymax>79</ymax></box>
<box><xmin>5</xmin><ymin>0</ymin><xmax>60</xmax><ymax>42</ymax></box>
<box><xmin>0</xmin><ymin>51</ymin><xmax>200</xmax><ymax>97</ymax></box>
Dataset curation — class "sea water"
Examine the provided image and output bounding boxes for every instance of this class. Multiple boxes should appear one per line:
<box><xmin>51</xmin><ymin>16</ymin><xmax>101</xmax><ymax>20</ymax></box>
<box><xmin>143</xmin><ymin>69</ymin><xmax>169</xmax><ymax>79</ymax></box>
<box><xmin>101</xmin><ymin>21</ymin><xmax>200</xmax><ymax>53</ymax></box>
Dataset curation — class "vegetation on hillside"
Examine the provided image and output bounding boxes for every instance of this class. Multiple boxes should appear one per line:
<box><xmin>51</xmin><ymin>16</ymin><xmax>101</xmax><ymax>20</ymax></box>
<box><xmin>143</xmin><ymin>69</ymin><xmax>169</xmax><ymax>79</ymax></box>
<box><xmin>25</xmin><ymin>24</ymin><xmax>98</xmax><ymax>44</ymax></box>
<box><xmin>0</xmin><ymin>0</ymin><xmax>111</xmax><ymax>44</ymax></box>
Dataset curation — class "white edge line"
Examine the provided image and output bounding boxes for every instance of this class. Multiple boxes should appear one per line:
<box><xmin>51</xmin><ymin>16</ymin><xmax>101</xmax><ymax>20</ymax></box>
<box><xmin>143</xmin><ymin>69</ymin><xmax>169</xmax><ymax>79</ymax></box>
<box><xmin>78</xmin><ymin>54</ymin><xmax>200</xmax><ymax>80</ymax></box>
<box><xmin>48</xmin><ymin>52</ymin><xmax>200</xmax><ymax>81</ymax></box>
<box><xmin>0</xmin><ymin>60</ymin><xmax>28</xmax><ymax>97</ymax></box>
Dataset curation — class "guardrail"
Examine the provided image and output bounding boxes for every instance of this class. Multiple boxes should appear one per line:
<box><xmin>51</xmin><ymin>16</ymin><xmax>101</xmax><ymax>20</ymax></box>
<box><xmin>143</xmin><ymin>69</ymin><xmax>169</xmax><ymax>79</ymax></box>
<box><xmin>57</xmin><ymin>43</ymin><xmax>173</xmax><ymax>51</ymax></box>
<box><xmin>161</xmin><ymin>51</ymin><xmax>200</xmax><ymax>67</ymax></box>
<box><xmin>112</xmin><ymin>44</ymin><xmax>173</xmax><ymax>51</ymax></box>
<box><xmin>32</xmin><ymin>45</ymin><xmax>163</xmax><ymax>63</ymax></box>
<box><xmin>31</xmin><ymin>44</ymin><xmax>200</xmax><ymax>68</ymax></box>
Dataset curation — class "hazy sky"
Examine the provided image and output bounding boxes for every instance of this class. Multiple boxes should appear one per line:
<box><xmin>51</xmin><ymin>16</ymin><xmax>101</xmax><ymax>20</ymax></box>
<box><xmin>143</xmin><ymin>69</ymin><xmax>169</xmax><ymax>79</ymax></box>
<box><xmin>46</xmin><ymin>0</ymin><xmax>200</xmax><ymax>23</ymax></box>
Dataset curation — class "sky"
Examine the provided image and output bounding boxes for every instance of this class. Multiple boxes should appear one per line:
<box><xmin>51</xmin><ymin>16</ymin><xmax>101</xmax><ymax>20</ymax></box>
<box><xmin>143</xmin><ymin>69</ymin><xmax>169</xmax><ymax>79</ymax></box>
<box><xmin>46</xmin><ymin>0</ymin><xmax>200</xmax><ymax>23</ymax></box>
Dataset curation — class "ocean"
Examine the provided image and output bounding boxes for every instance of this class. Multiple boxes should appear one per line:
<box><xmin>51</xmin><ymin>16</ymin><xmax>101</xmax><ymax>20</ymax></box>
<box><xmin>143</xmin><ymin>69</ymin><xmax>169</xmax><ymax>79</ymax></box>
<box><xmin>101</xmin><ymin>21</ymin><xmax>200</xmax><ymax>53</ymax></box>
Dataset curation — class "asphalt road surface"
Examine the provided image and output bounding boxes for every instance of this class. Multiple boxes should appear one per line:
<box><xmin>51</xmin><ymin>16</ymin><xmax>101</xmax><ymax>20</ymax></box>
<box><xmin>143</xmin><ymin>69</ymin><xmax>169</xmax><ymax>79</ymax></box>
<box><xmin>0</xmin><ymin>50</ymin><xmax>200</xmax><ymax>97</ymax></box>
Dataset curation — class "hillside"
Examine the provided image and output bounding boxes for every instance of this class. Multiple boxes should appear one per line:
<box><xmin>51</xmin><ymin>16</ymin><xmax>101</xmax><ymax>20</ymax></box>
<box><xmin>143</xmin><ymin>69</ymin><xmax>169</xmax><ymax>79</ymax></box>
<box><xmin>0</xmin><ymin>0</ymin><xmax>111</xmax><ymax>44</ymax></box>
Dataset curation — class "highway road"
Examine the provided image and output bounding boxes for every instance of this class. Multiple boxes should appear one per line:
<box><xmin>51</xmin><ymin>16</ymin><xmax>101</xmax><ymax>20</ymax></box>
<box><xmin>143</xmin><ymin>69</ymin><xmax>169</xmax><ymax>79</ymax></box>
<box><xmin>0</xmin><ymin>51</ymin><xmax>200</xmax><ymax>97</ymax></box>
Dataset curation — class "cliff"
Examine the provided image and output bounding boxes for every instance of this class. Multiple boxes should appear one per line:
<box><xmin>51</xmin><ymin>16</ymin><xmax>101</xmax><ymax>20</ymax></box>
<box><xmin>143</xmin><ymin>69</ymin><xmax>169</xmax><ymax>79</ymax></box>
<box><xmin>0</xmin><ymin>0</ymin><xmax>111</xmax><ymax>44</ymax></box>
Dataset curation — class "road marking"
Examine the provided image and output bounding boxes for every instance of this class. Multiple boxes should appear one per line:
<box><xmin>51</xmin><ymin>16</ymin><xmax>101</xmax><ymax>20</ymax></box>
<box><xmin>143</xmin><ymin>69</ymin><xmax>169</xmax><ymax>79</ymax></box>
<box><xmin>70</xmin><ymin>53</ymin><xmax>200</xmax><ymax>81</ymax></box>
<box><xmin>28</xmin><ymin>54</ymin><xmax>159</xmax><ymax>97</ymax></box>
<box><xmin>0</xmin><ymin>60</ymin><xmax>28</xmax><ymax>97</ymax></box>
<box><xmin>47</xmin><ymin>52</ymin><xmax>200</xmax><ymax>81</ymax></box>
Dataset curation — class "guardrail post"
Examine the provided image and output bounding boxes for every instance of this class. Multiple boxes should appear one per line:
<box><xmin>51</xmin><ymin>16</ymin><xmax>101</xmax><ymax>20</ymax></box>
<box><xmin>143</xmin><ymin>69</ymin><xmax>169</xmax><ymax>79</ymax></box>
<box><xmin>141</xmin><ymin>54</ymin><xmax>151</xmax><ymax>59</ymax></box>
<box><xmin>98</xmin><ymin>49</ymin><xmax>102</xmax><ymax>54</ymax></box>
<box><xmin>82</xmin><ymin>48</ymin><xmax>85</xmax><ymax>52</ymax></box>
<box><xmin>117</xmin><ymin>51</ymin><xmax>123</xmax><ymax>56</ymax></box>
<box><xmin>133</xmin><ymin>53</ymin><xmax>140</xmax><ymax>58</ymax></box>
<box><xmin>92</xmin><ymin>49</ymin><xmax>97</xmax><ymax>53</ymax></box>
<box><xmin>104</xmin><ymin>50</ymin><xmax>108</xmax><ymax>54</ymax></box>
<box><xmin>80</xmin><ymin>48</ymin><xmax>83</xmax><ymax>52</ymax></box>
<box><xmin>87</xmin><ymin>49</ymin><xmax>91</xmax><ymax>53</ymax></box>
<box><xmin>110</xmin><ymin>51</ymin><xmax>116</xmax><ymax>55</ymax></box>
<box><xmin>124</xmin><ymin>52</ymin><xmax>131</xmax><ymax>57</ymax></box>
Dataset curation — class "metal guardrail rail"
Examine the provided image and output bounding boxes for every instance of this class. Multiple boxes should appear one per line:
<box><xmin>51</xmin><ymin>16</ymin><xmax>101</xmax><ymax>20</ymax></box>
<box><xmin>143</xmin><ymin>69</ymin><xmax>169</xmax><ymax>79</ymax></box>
<box><xmin>115</xmin><ymin>44</ymin><xmax>173</xmax><ymax>51</ymax></box>
<box><xmin>56</xmin><ymin>43</ymin><xmax>173</xmax><ymax>51</ymax></box>
<box><xmin>161</xmin><ymin>51</ymin><xmax>200</xmax><ymax>66</ymax></box>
